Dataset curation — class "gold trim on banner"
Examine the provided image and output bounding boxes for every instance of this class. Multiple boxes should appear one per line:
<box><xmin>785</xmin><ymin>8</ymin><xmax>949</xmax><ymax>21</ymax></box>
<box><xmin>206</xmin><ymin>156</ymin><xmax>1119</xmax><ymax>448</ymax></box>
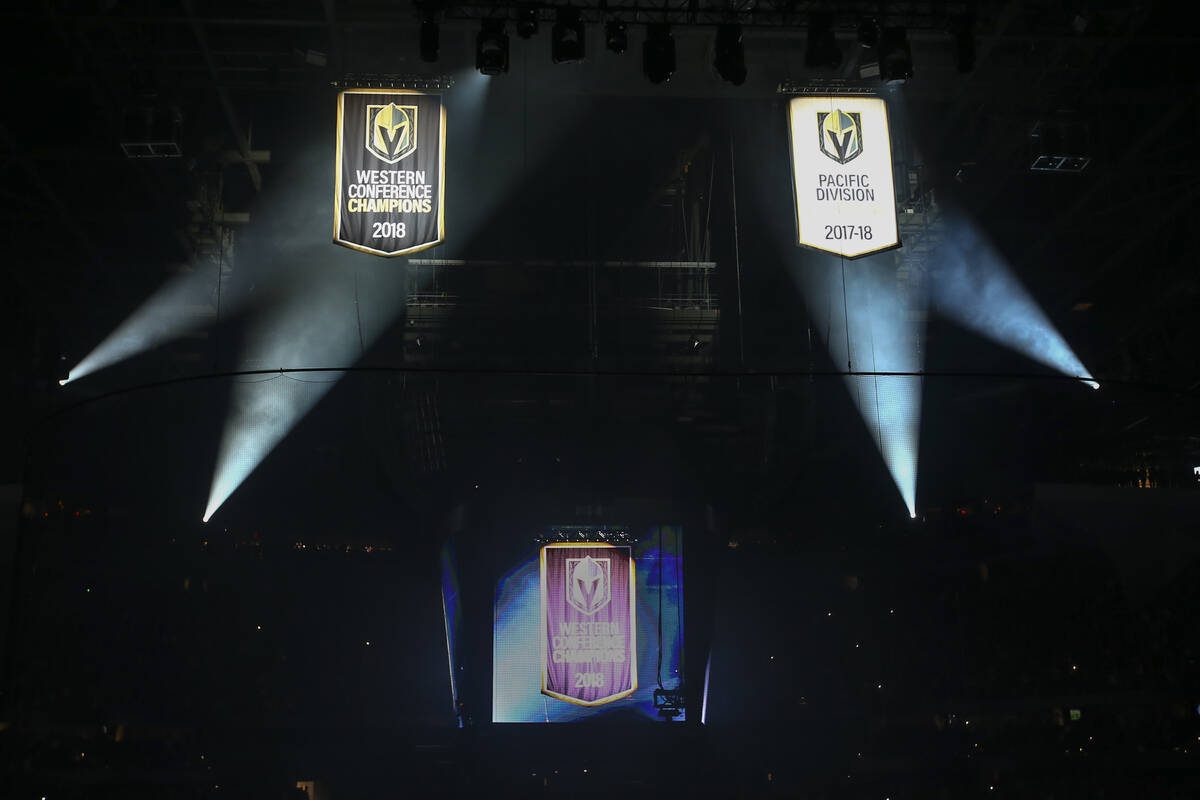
<box><xmin>333</xmin><ymin>88</ymin><xmax>446</xmax><ymax>257</ymax></box>
<box><xmin>539</xmin><ymin>542</ymin><xmax>638</xmax><ymax>708</ymax></box>
<box><xmin>795</xmin><ymin>239</ymin><xmax>903</xmax><ymax>260</ymax></box>
<box><xmin>787</xmin><ymin>97</ymin><xmax>802</xmax><ymax>248</ymax></box>
<box><xmin>332</xmin><ymin>89</ymin><xmax>346</xmax><ymax>245</ymax></box>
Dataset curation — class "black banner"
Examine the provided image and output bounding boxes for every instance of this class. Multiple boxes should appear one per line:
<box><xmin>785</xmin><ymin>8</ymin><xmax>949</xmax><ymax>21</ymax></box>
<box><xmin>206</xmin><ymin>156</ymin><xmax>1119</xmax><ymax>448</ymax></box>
<box><xmin>334</xmin><ymin>89</ymin><xmax>445</xmax><ymax>256</ymax></box>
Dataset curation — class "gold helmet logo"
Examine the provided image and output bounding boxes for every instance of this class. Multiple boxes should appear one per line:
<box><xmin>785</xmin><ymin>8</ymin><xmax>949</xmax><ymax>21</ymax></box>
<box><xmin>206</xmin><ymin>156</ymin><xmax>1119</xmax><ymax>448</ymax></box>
<box><xmin>365</xmin><ymin>103</ymin><xmax>418</xmax><ymax>164</ymax></box>
<box><xmin>817</xmin><ymin>109</ymin><xmax>863</xmax><ymax>164</ymax></box>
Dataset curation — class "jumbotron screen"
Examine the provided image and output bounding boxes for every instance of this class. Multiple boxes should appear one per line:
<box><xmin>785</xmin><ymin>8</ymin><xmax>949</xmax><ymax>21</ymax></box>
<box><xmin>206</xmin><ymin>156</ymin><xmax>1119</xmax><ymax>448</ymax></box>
<box><xmin>492</xmin><ymin>527</ymin><xmax>684</xmax><ymax>722</ymax></box>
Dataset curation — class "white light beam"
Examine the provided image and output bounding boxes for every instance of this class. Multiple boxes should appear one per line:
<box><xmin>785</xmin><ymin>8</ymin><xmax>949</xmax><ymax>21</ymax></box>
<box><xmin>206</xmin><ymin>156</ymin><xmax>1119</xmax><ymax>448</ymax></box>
<box><xmin>64</xmin><ymin>268</ymin><xmax>227</xmax><ymax>385</ymax></box>
<box><xmin>932</xmin><ymin>218</ymin><xmax>1097</xmax><ymax>388</ymax></box>
<box><xmin>792</xmin><ymin>254</ymin><xmax>926</xmax><ymax>519</ymax></box>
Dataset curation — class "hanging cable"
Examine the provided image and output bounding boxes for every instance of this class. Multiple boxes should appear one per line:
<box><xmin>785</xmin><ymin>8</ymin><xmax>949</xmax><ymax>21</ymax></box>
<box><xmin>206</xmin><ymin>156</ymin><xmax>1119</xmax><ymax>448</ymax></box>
<box><xmin>826</xmin><ymin>270</ymin><xmax>833</xmax><ymax>359</ymax></box>
<box><xmin>522</xmin><ymin>47</ymin><xmax>528</xmax><ymax>174</ymax></box>
<box><xmin>657</xmin><ymin>525</ymin><xmax>664</xmax><ymax>690</ymax></box>
<box><xmin>868</xmin><ymin>287</ymin><xmax>884</xmax><ymax>455</ymax></box>
<box><xmin>354</xmin><ymin>268</ymin><xmax>365</xmax><ymax>356</ymax></box>
<box><xmin>729</xmin><ymin>135</ymin><xmax>745</xmax><ymax>366</ymax></box>
<box><xmin>674</xmin><ymin>528</ymin><xmax>683</xmax><ymax>689</ymax></box>
<box><xmin>703</xmin><ymin>153</ymin><xmax>715</xmax><ymax>260</ymax></box>
<box><xmin>840</xmin><ymin>255</ymin><xmax>852</xmax><ymax>372</ymax></box>
<box><xmin>48</xmin><ymin>366</ymin><xmax>1150</xmax><ymax>426</ymax></box>
<box><xmin>214</xmin><ymin>227</ymin><xmax>224</xmax><ymax>370</ymax></box>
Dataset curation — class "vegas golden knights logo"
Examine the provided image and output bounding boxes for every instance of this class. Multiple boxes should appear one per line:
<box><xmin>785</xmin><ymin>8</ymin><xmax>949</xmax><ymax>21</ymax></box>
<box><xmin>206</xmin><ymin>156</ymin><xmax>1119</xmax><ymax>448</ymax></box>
<box><xmin>566</xmin><ymin>556</ymin><xmax>611</xmax><ymax>615</ymax></box>
<box><xmin>817</xmin><ymin>109</ymin><xmax>863</xmax><ymax>165</ymax></box>
<box><xmin>365</xmin><ymin>103</ymin><xmax>418</xmax><ymax>164</ymax></box>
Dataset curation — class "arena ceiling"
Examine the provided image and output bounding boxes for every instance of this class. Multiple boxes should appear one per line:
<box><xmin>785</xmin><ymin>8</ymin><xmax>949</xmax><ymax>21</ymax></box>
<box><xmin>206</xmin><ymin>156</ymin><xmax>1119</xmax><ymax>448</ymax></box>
<box><xmin>2</xmin><ymin>0</ymin><xmax>1197</xmax><ymax>513</ymax></box>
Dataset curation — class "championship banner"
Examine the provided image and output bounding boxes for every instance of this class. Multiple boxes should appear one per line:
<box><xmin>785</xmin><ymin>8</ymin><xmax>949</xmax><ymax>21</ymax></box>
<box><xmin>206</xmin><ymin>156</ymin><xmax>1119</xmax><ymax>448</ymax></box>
<box><xmin>540</xmin><ymin>543</ymin><xmax>637</xmax><ymax>706</ymax></box>
<box><xmin>334</xmin><ymin>89</ymin><xmax>445</xmax><ymax>256</ymax></box>
<box><xmin>787</xmin><ymin>95</ymin><xmax>900</xmax><ymax>259</ymax></box>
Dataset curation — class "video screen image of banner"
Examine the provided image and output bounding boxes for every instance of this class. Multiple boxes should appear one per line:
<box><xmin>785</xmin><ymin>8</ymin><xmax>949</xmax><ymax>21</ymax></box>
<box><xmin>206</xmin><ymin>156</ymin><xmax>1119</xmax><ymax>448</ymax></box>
<box><xmin>541</xmin><ymin>544</ymin><xmax>637</xmax><ymax>706</ymax></box>
<box><xmin>787</xmin><ymin>95</ymin><xmax>900</xmax><ymax>259</ymax></box>
<box><xmin>493</xmin><ymin>528</ymin><xmax>684</xmax><ymax>723</ymax></box>
<box><xmin>334</xmin><ymin>89</ymin><xmax>445</xmax><ymax>256</ymax></box>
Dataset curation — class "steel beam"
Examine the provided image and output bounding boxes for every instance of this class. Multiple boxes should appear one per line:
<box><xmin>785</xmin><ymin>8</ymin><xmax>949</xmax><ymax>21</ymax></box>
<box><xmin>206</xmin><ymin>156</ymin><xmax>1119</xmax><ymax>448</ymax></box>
<box><xmin>182</xmin><ymin>0</ymin><xmax>263</xmax><ymax>192</ymax></box>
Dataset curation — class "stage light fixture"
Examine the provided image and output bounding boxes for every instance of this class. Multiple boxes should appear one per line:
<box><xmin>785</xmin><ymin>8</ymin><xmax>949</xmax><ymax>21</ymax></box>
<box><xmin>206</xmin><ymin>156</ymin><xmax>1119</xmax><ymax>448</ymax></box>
<box><xmin>714</xmin><ymin>23</ymin><xmax>747</xmax><ymax>85</ymax></box>
<box><xmin>552</xmin><ymin>7</ymin><xmax>586</xmax><ymax>63</ymax></box>
<box><xmin>643</xmin><ymin>23</ymin><xmax>676</xmax><ymax>84</ymax></box>
<box><xmin>476</xmin><ymin>19</ymin><xmax>510</xmax><ymax>75</ymax></box>
<box><xmin>654</xmin><ymin>688</ymin><xmax>686</xmax><ymax>721</ymax></box>
<box><xmin>605</xmin><ymin>20</ymin><xmax>628</xmax><ymax>54</ymax></box>
<box><xmin>879</xmin><ymin>26</ymin><xmax>912</xmax><ymax>83</ymax></box>
<box><xmin>805</xmin><ymin>11</ymin><xmax>841</xmax><ymax>69</ymax></box>
<box><xmin>953</xmin><ymin>15</ymin><xmax>975</xmax><ymax>73</ymax></box>
<box><xmin>516</xmin><ymin>5</ymin><xmax>539</xmax><ymax>39</ymax></box>
<box><xmin>420</xmin><ymin>18</ymin><xmax>440</xmax><ymax>63</ymax></box>
<box><xmin>857</xmin><ymin>17</ymin><xmax>879</xmax><ymax>48</ymax></box>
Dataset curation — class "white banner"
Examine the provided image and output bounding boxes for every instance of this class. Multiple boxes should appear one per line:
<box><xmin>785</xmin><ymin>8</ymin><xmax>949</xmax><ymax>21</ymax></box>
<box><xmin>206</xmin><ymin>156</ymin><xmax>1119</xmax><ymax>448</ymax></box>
<box><xmin>788</xmin><ymin>96</ymin><xmax>900</xmax><ymax>259</ymax></box>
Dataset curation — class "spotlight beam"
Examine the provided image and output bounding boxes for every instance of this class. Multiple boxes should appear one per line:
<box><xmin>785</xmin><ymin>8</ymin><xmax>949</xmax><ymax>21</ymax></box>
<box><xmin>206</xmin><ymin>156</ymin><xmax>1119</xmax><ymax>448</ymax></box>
<box><xmin>63</xmin><ymin>267</ymin><xmax>237</xmax><ymax>385</ymax></box>
<box><xmin>202</xmin><ymin>245</ymin><xmax>412</xmax><ymax>522</ymax></box>
<box><xmin>792</xmin><ymin>254</ymin><xmax>926</xmax><ymax>519</ymax></box>
<box><xmin>203</xmin><ymin>370</ymin><xmax>345</xmax><ymax>522</ymax></box>
<box><xmin>932</xmin><ymin>217</ymin><xmax>1097</xmax><ymax>388</ymax></box>
<box><xmin>205</xmin><ymin>67</ymin><xmax>556</xmax><ymax>521</ymax></box>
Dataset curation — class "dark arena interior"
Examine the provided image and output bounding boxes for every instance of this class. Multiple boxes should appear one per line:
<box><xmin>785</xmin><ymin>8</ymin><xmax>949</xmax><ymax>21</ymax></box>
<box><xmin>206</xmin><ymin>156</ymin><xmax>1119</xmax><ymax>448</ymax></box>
<box><xmin>2</xmin><ymin>1</ymin><xmax>1200</xmax><ymax>798</ymax></box>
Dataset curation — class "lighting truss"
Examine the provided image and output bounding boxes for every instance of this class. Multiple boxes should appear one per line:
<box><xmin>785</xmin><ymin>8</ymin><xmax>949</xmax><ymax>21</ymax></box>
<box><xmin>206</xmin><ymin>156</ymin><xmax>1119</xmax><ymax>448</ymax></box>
<box><xmin>776</xmin><ymin>80</ymin><xmax>879</xmax><ymax>95</ymax></box>
<box><xmin>653</xmin><ymin>688</ymin><xmax>686</xmax><ymax>720</ymax></box>
<box><xmin>434</xmin><ymin>2</ymin><xmax>974</xmax><ymax>30</ymax></box>
<box><xmin>330</xmin><ymin>73</ymin><xmax>457</xmax><ymax>90</ymax></box>
<box><xmin>533</xmin><ymin>527</ymin><xmax>633</xmax><ymax>544</ymax></box>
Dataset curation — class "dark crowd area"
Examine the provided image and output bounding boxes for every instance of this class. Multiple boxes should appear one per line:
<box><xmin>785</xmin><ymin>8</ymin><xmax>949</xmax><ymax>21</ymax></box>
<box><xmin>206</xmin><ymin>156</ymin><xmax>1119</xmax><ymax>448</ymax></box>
<box><xmin>3</xmin><ymin>489</ymin><xmax>1198</xmax><ymax>798</ymax></box>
